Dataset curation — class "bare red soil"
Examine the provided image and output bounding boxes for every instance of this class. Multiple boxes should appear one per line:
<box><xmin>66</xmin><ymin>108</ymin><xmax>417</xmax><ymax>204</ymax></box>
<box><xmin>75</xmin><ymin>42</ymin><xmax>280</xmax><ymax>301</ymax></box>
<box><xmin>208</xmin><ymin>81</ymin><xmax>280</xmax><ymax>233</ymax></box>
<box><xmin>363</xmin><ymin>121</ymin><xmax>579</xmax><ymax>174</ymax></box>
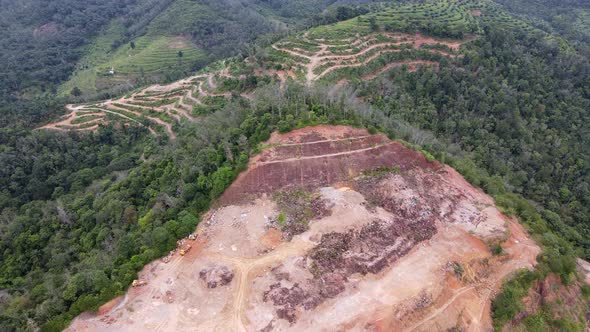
<box><xmin>67</xmin><ymin>125</ymin><xmax>539</xmax><ymax>332</ymax></box>
<box><xmin>220</xmin><ymin>125</ymin><xmax>438</xmax><ymax>204</ymax></box>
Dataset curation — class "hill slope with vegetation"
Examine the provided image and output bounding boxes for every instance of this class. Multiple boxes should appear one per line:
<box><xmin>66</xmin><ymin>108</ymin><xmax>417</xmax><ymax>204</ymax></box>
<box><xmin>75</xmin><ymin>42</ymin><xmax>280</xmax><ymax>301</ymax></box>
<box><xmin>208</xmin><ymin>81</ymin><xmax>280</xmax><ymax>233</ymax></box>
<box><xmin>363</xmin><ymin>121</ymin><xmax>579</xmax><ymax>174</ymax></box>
<box><xmin>1</xmin><ymin>0</ymin><xmax>590</xmax><ymax>331</ymax></box>
<box><xmin>0</xmin><ymin>0</ymin><xmax>374</xmax><ymax>127</ymax></box>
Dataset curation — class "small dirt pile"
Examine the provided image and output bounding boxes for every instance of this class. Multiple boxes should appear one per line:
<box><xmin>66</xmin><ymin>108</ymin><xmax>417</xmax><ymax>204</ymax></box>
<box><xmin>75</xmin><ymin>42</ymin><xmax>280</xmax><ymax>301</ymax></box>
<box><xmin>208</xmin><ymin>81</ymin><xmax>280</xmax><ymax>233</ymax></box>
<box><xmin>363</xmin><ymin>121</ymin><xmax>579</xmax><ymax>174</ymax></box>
<box><xmin>199</xmin><ymin>265</ymin><xmax>234</xmax><ymax>288</ymax></box>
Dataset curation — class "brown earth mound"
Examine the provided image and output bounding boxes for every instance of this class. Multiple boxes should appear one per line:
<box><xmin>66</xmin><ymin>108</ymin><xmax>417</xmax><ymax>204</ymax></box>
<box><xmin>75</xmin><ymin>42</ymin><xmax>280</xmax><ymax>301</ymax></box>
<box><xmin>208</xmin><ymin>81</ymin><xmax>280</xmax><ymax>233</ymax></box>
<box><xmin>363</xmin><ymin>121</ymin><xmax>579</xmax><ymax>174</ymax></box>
<box><xmin>199</xmin><ymin>265</ymin><xmax>234</xmax><ymax>288</ymax></box>
<box><xmin>67</xmin><ymin>125</ymin><xmax>539</xmax><ymax>332</ymax></box>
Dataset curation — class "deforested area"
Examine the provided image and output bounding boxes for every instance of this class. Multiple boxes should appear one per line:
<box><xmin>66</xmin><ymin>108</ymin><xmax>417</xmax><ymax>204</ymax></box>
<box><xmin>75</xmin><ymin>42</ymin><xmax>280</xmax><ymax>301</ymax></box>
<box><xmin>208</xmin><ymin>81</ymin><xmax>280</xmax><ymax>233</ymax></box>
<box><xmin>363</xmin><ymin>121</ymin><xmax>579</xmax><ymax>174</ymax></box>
<box><xmin>1</xmin><ymin>1</ymin><xmax>590</xmax><ymax>331</ymax></box>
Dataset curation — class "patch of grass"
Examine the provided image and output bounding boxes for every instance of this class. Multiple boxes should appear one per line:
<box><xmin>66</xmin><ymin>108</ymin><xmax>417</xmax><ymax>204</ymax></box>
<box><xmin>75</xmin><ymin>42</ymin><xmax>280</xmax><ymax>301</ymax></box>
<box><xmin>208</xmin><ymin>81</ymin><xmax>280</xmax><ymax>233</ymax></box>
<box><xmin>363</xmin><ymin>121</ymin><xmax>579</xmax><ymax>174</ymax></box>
<box><xmin>262</xmin><ymin>47</ymin><xmax>310</xmax><ymax>66</ymax></box>
<box><xmin>277</xmin><ymin>212</ymin><xmax>287</xmax><ymax>227</ymax></box>
<box><xmin>59</xmin><ymin>30</ymin><xmax>205</xmax><ymax>98</ymax></box>
<box><xmin>58</xmin><ymin>22</ymin><xmax>127</xmax><ymax>97</ymax></box>
<box><xmin>126</xmin><ymin>98</ymin><xmax>178</xmax><ymax>108</ymax></box>
<box><xmin>99</xmin><ymin>36</ymin><xmax>205</xmax><ymax>75</ymax></box>
<box><xmin>308</xmin><ymin>18</ymin><xmax>371</xmax><ymax>40</ymax></box>
<box><xmin>111</xmin><ymin>103</ymin><xmax>174</xmax><ymax>123</ymax></box>
<box><xmin>277</xmin><ymin>38</ymin><xmax>321</xmax><ymax>55</ymax></box>
<box><xmin>254</xmin><ymin>143</ymin><xmax>280</xmax><ymax>154</ymax></box>
<box><xmin>452</xmin><ymin>261</ymin><xmax>464</xmax><ymax>277</ymax></box>
<box><xmin>420</xmin><ymin>149</ymin><xmax>436</xmax><ymax>162</ymax></box>
<box><xmin>362</xmin><ymin>166</ymin><xmax>401</xmax><ymax>177</ymax></box>
<box><xmin>490</xmin><ymin>242</ymin><xmax>504</xmax><ymax>256</ymax></box>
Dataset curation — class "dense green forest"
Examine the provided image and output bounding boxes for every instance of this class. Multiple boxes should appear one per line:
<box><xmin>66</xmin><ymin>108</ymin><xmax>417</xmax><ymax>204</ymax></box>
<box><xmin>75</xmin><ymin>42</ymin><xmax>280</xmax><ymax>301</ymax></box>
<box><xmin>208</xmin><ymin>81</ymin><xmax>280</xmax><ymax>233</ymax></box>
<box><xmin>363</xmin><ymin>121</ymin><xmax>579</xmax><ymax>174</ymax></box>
<box><xmin>495</xmin><ymin>0</ymin><xmax>590</xmax><ymax>51</ymax></box>
<box><xmin>1</xmin><ymin>0</ymin><xmax>590</xmax><ymax>331</ymax></box>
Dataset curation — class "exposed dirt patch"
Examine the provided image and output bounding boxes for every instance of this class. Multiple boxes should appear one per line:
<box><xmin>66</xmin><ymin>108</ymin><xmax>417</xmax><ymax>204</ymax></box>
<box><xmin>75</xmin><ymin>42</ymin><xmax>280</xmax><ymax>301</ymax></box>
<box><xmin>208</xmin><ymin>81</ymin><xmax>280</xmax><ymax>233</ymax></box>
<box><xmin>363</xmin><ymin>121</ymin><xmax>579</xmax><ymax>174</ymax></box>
<box><xmin>220</xmin><ymin>126</ymin><xmax>438</xmax><ymax>204</ymax></box>
<box><xmin>510</xmin><ymin>273</ymin><xmax>589</xmax><ymax>329</ymax></box>
<box><xmin>67</xmin><ymin>125</ymin><xmax>539</xmax><ymax>332</ymax></box>
<box><xmin>96</xmin><ymin>296</ymin><xmax>124</xmax><ymax>316</ymax></box>
<box><xmin>199</xmin><ymin>265</ymin><xmax>234</xmax><ymax>288</ymax></box>
<box><xmin>260</xmin><ymin>227</ymin><xmax>284</xmax><ymax>250</ymax></box>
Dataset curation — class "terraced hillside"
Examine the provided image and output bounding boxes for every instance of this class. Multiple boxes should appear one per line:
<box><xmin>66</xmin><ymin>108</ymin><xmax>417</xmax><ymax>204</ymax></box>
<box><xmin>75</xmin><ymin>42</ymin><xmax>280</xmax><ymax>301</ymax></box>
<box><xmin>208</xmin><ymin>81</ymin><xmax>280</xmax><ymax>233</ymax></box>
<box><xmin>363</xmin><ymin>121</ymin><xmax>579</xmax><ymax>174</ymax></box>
<box><xmin>56</xmin><ymin>0</ymin><xmax>369</xmax><ymax>99</ymax></box>
<box><xmin>271</xmin><ymin>31</ymin><xmax>473</xmax><ymax>84</ymax></box>
<box><xmin>308</xmin><ymin>0</ymin><xmax>479</xmax><ymax>39</ymax></box>
<box><xmin>458</xmin><ymin>0</ymin><xmax>541</xmax><ymax>34</ymax></box>
<box><xmin>43</xmin><ymin>0</ymin><xmax>548</xmax><ymax>139</ymax></box>
<box><xmin>42</xmin><ymin>0</ymin><xmax>488</xmax><ymax>138</ymax></box>
<box><xmin>42</xmin><ymin>70</ymin><xmax>241</xmax><ymax>139</ymax></box>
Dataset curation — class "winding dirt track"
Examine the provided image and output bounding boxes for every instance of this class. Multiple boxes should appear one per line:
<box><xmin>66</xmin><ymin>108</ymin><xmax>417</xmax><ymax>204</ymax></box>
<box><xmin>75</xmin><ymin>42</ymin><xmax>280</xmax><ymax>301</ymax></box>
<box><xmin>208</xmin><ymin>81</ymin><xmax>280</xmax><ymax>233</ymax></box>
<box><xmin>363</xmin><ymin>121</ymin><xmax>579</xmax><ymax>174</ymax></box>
<box><xmin>272</xmin><ymin>32</ymin><xmax>473</xmax><ymax>83</ymax></box>
<box><xmin>406</xmin><ymin>286</ymin><xmax>476</xmax><ymax>331</ymax></box>
<box><xmin>204</xmin><ymin>237</ymin><xmax>314</xmax><ymax>332</ymax></box>
<box><xmin>40</xmin><ymin>71</ymin><xmax>235</xmax><ymax>138</ymax></box>
<box><xmin>42</xmin><ymin>32</ymin><xmax>474</xmax><ymax>138</ymax></box>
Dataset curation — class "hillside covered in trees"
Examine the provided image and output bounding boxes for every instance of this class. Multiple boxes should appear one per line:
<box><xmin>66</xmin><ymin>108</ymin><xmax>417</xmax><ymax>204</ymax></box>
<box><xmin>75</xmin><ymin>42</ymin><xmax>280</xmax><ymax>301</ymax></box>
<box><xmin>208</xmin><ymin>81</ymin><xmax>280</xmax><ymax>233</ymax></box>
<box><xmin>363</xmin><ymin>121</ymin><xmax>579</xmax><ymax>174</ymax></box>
<box><xmin>0</xmin><ymin>0</ymin><xmax>589</xmax><ymax>331</ymax></box>
<box><xmin>0</xmin><ymin>0</ymin><xmax>375</xmax><ymax>127</ymax></box>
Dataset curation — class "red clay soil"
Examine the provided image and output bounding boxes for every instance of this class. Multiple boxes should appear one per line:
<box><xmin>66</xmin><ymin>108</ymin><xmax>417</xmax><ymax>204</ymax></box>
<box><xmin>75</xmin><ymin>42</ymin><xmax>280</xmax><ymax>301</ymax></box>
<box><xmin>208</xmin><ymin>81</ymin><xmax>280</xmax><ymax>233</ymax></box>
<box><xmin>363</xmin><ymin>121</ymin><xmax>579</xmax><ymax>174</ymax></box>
<box><xmin>509</xmin><ymin>274</ymin><xmax>588</xmax><ymax>329</ymax></box>
<box><xmin>67</xmin><ymin>125</ymin><xmax>541</xmax><ymax>332</ymax></box>
<box><xmin>220</xmin><ymin>125</ymin><xmax>439</xmax><ymax>204</ymax></box>
<box><xmin>260</xmin><ymin>228</ymin><xmax>284</xmax><ymax>250</ymax></box>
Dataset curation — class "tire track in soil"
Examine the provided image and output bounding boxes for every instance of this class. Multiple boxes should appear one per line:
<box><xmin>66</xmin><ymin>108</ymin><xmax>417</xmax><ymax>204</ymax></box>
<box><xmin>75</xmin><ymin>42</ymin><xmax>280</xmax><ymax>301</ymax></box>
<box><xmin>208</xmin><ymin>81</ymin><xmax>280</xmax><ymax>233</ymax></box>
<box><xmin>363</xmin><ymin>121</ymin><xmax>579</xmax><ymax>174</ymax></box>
<box><xmin>203</xmin><ymin>238</ymin><xmax>314</xmax><ymax>332</ymax></box>
<box><xmin>405</xmin><ymin>286</ymin><xmax>476</xmax><ymax>332</ymax></box>
<box><xmin>257</xmin><ymin>141</ymin><xmax>395</xmax><ymax>166</ymax></box>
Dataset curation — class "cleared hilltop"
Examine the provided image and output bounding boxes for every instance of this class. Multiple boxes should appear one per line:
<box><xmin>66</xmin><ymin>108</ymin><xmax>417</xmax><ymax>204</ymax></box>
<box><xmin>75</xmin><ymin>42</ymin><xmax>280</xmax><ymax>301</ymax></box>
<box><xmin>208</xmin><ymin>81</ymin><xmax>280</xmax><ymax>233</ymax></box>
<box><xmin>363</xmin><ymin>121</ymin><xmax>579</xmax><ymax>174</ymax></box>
<box><xmin>67</xmin><ymin>125</ymin><xmax>540</xmax><ymax>331</ymax></box>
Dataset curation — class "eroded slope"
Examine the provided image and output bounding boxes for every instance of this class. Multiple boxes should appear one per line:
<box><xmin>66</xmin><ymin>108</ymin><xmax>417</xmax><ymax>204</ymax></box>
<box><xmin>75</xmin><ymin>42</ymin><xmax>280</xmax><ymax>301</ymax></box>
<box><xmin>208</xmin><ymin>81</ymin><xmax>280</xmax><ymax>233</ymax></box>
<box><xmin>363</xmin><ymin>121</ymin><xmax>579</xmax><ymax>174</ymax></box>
<box><xmin>67</xmin><ymin>126</ymin><xmax>539</xmax><ymax>332</ymax></box>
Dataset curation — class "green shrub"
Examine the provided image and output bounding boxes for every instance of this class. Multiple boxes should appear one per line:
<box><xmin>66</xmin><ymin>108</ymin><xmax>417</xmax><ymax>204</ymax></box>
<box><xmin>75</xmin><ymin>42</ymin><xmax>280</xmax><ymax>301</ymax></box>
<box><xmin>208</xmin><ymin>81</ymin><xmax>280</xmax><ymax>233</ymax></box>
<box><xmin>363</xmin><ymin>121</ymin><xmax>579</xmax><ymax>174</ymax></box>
<box><xmin>492</xmin><ymin>269</ymin><xmax>538</xmax><ymax>330</ymax></box>
<box><xmin>490</xmin><ymin>242</ymin><xmax>504</xmax><ymax>256</ymax></box>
